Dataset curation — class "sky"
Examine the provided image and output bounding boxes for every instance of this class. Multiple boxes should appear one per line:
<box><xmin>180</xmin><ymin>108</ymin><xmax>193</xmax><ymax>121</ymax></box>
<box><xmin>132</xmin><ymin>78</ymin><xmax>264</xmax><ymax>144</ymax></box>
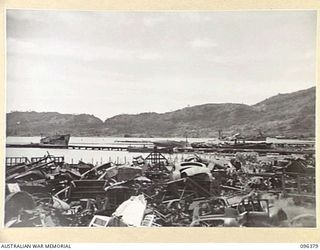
<box><xmin>6</xmin><ymin>10</ymin><xmax>317</xmax><ymax>120</ymax></box>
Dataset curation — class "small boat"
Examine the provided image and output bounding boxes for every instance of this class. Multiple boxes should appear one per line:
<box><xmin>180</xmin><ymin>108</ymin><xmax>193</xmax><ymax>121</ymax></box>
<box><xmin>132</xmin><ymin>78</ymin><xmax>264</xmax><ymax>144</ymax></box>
<box><xmin>40</xmin><ymin>134</ymin><xmax>71</xmax><ymax>146</ymax></box>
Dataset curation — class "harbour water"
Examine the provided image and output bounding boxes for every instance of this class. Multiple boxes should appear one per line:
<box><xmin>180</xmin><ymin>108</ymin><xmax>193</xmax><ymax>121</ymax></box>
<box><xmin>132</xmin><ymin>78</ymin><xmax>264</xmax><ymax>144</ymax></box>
<box><xmin>6</xmin><ymin>136</ymin><xmax>314</xmax><ymax>165</ymax></box>
<box><xmin>6</xmin><ymin>136</ymin><xmax>205</xmax><ymax>164</ymax></box>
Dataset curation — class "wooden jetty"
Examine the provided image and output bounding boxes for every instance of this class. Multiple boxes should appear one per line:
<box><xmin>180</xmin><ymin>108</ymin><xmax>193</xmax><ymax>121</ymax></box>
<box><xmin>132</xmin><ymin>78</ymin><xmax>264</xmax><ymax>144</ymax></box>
<box><xmin>6</xmin><ymin>143</ymin><xmax>127</xmax><ymax>151</ymax></box>
<box><xmin>6</xmin><ymin>143</ymin><xmax>315</xmax><ymax>155</ymax></box>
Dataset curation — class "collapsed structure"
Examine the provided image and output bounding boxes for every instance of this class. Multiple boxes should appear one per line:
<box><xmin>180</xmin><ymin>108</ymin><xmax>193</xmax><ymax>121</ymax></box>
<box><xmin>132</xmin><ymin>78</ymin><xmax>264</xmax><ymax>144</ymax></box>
<box><xmin>5</xmin><ymin>149</ymin><xmax>316</xmax><ymax>227</ymax></box>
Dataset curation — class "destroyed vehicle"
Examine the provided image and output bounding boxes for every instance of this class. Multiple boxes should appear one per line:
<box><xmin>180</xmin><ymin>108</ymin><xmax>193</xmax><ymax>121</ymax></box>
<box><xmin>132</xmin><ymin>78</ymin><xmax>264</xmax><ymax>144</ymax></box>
<box><xmin>80</xmin><ymin>162</ymin><xmax>113</xmax><ymax>179</ymax></box>
<box><xmin>235</xmin><ymin>198</ymin><xmax>287</xmax><ymax>227</ymax></box>
<box><xmin>190</xmin><ymin>198</ymin><xmax>239</xmax><ymax>227</ymax></box>
<box><xmin>9</xmin><ymin>170</ymin><xmax>45</xmax><ymax>182</ymax></box>
<box><xmin>90</xmin><ymin>195</ymin><xmax>147</xmax><ymax>227</ymax></box>
<box><xmin>68</xmin><ymin>180</ymin><xmax>108</xmax><ymax>201</ymax></box>
<box><xmin>190</xmin><ymin>216</ymin><xmax>240</xmax><ymax>227</ymax></box>
<box><xmin>190</xmin><ymin>197</ymin><xmax>230</xmax><ymax>211</ymax></box>
<box><xmin>184</xmin><ymin>155</ymin><xmax>210</xmax><ymax>166</ymax></box>
<box><xmin>5</xmin><ymin>191</ymin><xmax>36</xmax><ymax>223</ymax></box>
<box><xmin>172</xmin><ymin>162</ymin><xmax>211</xmax><ymax>180</ymax></box>
<box><xmin>102</xmin><ymin>185</ymin><xmax>136</xmax><ymax>215</ymax></box>
<box><xmin>161</xmin><ymin>176</ymin><xmax>212</xmax><ymax>202</ymax></box>
<box><xmin>116</xmin><ymin>165</ymin><xmax>142</xmax><ymax>181</ymax></box>
<box><xmin>190</xmin><ymin>196</ymin><xmax>285</xmax><ymax>227</ymax></box>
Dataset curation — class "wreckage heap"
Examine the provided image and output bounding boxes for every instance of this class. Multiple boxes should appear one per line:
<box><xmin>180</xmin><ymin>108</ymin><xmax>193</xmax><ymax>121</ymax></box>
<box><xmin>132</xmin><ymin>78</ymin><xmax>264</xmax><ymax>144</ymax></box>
<box><xmin>5</xmin><ymin>149</ymin><xmax>316</xmax><ymax>227</ymax></box>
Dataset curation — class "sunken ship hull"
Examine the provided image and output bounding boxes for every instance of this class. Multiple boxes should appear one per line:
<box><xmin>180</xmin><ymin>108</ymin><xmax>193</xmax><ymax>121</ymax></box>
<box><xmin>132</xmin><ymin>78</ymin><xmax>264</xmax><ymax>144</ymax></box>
<box><xmin>40</xmin><ymin>134</ymin><xmax>71</xmax><ymax>146</ymax></box>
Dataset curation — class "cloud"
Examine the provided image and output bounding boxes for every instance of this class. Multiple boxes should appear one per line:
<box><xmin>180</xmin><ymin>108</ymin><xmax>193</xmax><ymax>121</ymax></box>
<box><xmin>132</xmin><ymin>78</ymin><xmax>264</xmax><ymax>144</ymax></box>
<box><xmin>6</xmin><ymin>10</ymin><xmax>316</xmax><ymax>119</ymax></box>
<box><xmin>7</xmin><ymin>37</ymin><xmax>165</xmax><ymax>63</ymax></box>
<box><xmin>189</xmin><ymin>38</ymin><xmax>218</xmax><ymax>49</ymax></box>
<box><xmin>136</xmin><ymin>52</ymin><xmax>162</xmax><ymax>61</ymax></box>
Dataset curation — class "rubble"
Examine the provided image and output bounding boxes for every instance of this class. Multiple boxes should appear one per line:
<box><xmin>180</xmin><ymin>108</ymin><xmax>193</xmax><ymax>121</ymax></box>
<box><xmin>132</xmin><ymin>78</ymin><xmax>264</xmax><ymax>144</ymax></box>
<box><xmin>4</xmin><ymin>150</ymin><xmax>316</xmax><ymax>227</ymax></box>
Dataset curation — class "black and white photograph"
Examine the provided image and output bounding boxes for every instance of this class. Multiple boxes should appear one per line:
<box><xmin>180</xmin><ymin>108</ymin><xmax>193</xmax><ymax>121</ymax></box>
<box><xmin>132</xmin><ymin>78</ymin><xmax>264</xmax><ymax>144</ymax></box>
<box><xmin>5</xmin><ymin>10</ymin><xmax>316</xmax><ymax>228</ymax></box>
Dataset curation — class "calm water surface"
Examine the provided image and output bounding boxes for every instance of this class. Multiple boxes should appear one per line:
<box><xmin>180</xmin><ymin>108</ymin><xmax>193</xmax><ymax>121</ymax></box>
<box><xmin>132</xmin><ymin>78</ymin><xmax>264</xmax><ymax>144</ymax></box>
<box><xmin>6</xmin><ymin>136</ymin><xmax>205</xmax><ymax>164</ymax></box>
<box><xmin>6</xmin><ymin>136</ymin><xmax>314</xmax><ymax>165</ymax></box>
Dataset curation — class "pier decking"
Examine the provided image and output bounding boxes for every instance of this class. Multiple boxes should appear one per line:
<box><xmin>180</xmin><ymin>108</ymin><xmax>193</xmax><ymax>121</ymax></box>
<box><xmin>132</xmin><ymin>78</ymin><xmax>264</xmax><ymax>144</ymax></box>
<box><xmin>6</xmin><ymin>143</ymin><xmax>127</xmax><ymax>151</ymax></box>
<box><xmin>5</xmin><ymin>143</ymin><xmax>315</xmax><ymax>155</ymax></box>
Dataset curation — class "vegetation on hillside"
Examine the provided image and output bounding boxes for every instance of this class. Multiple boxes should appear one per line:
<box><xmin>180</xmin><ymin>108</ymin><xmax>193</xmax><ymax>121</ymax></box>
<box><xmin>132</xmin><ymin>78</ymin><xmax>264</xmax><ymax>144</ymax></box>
<box><xmin>6</xmin><ymin>87</ymin><xmax>315</xmax><ymax>138</ymax></box>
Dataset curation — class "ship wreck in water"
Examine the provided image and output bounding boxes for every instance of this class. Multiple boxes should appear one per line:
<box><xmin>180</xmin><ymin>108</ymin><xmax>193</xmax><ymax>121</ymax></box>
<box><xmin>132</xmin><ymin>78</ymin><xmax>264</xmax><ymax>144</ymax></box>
<box><xmin>40</xmin><ymin>134</ymin><xmax>71</xmax><ymax>146</ymax></box>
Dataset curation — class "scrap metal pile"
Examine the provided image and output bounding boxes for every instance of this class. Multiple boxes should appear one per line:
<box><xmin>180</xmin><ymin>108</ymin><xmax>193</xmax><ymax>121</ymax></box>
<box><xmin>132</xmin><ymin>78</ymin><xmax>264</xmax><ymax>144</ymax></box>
<box><xmin>5</xmin><ymin>150</ymin><xmax>316</xmax><ymax>228</ymax></box>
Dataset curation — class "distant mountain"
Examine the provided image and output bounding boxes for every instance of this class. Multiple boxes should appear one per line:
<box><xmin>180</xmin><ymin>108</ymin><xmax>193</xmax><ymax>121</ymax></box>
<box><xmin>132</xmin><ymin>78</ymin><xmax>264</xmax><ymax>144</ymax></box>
<box><xmin>6</xmin><ymin>112</ymin><xmax>104</xmax><ymax>136</ymax></box>
<box><xmin>6</xmin><ymin>86</ymin><xmax>315</xmax><ymax>138</ymax></box>
<box><xmin>251</xmin><ymin>87</ymin><xmax>315</xmax><ymax>137</ymax></box>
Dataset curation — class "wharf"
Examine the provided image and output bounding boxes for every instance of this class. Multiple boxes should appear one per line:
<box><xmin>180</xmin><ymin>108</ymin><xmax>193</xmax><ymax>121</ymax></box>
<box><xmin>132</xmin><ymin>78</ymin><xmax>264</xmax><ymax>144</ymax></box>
<box><xmin>6</xmin><ymin>143</ymin><xmax>315</xmax><ymax>155</ymax></box>
<box><xmin>6</xmin><ymin>143</ymin><xmax>127</xmax><ymax>151</ymax></box>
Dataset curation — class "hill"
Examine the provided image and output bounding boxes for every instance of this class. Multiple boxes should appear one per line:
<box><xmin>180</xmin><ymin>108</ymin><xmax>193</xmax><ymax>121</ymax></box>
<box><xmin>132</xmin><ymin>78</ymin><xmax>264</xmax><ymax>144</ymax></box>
<box><xmin>6</xmin><ymin>112</ymin><xmax>104</xmax><ymax>136</ymax></box>
<box><xmin>6</xmin><ymin>86</ymin><xmax>315</xmax><ymax>138</ymax></box>
<box><xmin>103</xmin><ymin>86</ymin><xmax>315</xmax><ymax>138</ymax></box>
